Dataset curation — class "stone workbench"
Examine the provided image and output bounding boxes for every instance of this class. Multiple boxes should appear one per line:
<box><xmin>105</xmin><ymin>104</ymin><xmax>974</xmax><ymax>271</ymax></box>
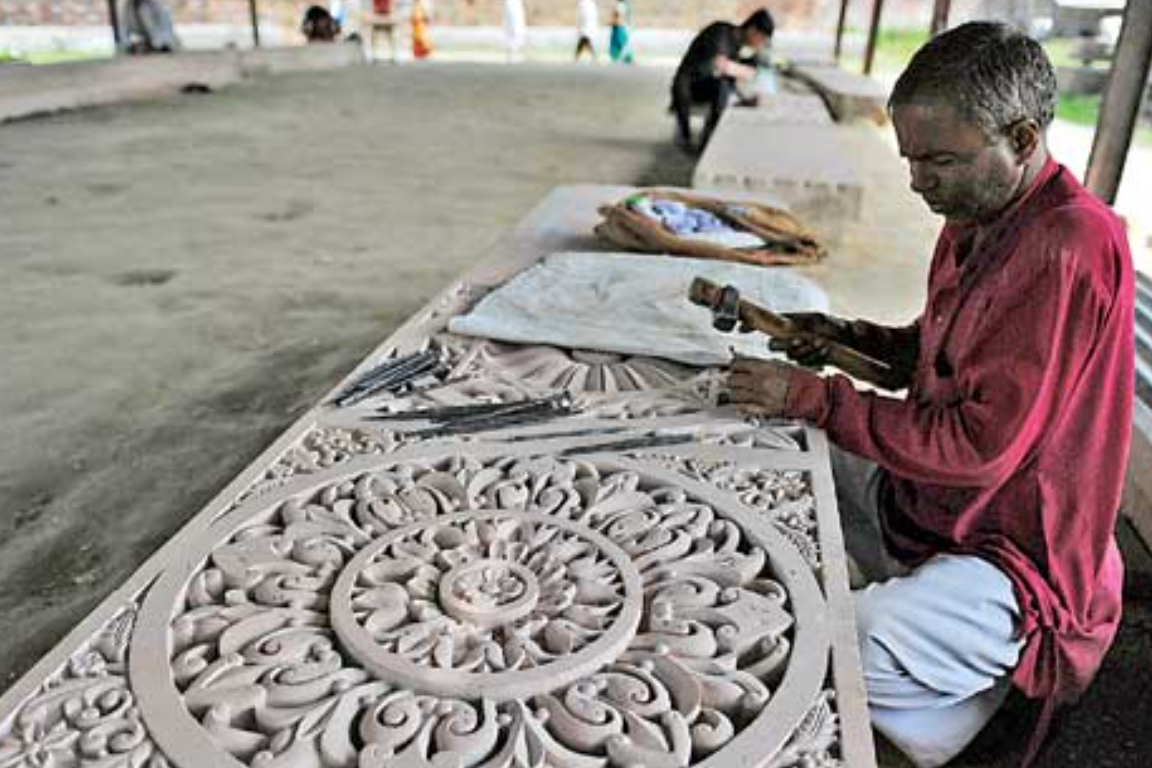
<box><xmin>0</xmin><ymin>186</ymin><xmax>877</xmax><ymax>768</ymax></box>
<box><xmin>693</xmin><ymin>110</ymin><xmax>864</xmax><ymax>241</ymax></box>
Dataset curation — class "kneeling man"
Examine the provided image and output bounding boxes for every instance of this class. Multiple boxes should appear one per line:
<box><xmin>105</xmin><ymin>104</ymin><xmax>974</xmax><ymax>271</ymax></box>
<box><xmin>727</xmin><ymin>22</ymin><xmax>1133</xmax><ymax>767</ymax></box>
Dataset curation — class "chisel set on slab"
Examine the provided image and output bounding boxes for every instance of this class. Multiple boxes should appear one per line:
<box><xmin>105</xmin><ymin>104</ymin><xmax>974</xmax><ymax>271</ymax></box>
<box><xmin>369</xmin><ymin>392</ymin><xmax>578</xmax><ymax>437</ymax></box>
<box><xmin>330</xmin><ymin>350</ymin><xmax>444</xmax><ymax>407</ymax></box>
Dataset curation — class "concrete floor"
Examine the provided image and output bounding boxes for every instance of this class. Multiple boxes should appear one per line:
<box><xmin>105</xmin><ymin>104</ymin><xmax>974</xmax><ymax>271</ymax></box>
<box><xmin>0</xmin><ymin>62</ymin><xmax>696</xmax><ymax>688</ymax></box>
<box><xmin>0</xmin><ymin>63</ymin><xmax>1148</xmax><ymax>766</ymax></box>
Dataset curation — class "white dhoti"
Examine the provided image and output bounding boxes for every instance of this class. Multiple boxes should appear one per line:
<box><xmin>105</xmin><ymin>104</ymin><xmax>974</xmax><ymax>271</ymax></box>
<box><xmin>832</xmin><ymin>447</ymin><xmax>1025</xmax><ymax>767</ymax></box>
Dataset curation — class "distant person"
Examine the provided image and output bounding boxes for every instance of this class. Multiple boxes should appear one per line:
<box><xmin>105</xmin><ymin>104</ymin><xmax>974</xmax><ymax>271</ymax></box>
<box><xmin>503</xmin><ymin>0</ymin><xmax>528</xmax><ymax>62</ymax></box>
<box><xmin>302</xmin><ymin>5</ymin><xmax>341</xmax><ymax>43</ymax></box>
<box><xmin>412</xmin><ymin>0</ymin><xmax>434</xmax><ymax>59</ymax></box>
<box><xmin>366</xmin><ymin>0</ymin><xmax>399</xmax><ymax>62</ymax></box>
<box><xmin>575</xmin><ymin>0</ymin><xmax>599</xmax><ymax>62</ymax></box>
<box><xmin>670</xmin><ymin>8</ymin><xmax>775</xmax><ymax>152</ymax></box>
<box><xmin>608</xmin><ymin>0</ymin><xmax>634</xmax><ymax>64</ymax></box>
<box><xmin>118</xmin><ymin>0</ymin><xmax>180</xmax><ymax>54</ymax></box>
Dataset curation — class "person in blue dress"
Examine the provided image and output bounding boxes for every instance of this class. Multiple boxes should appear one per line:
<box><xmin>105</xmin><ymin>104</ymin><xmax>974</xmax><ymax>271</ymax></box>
<box><xmin>609</xmin><ymin>0</ymin><xmax>634</xmax><ymax>64</ymax></box>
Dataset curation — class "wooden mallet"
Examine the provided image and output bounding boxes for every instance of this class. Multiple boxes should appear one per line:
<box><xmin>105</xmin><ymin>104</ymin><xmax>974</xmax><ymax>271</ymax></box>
<box><xmin>688</xmin><ymin>276</ymin><xmax>905</xmax><ymax>390</ymax></box>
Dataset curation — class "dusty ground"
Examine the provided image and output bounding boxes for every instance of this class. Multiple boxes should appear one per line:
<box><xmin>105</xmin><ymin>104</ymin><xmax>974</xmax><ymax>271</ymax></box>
<box><xmin>0</xmin><ymin>62</ymin><xmax>694</xmax><ymax>686</ymax></box>
<box><xmin>0</xmin><ymin>62</ymin><xmax>1148</xmax><ymax>766</ymax></box>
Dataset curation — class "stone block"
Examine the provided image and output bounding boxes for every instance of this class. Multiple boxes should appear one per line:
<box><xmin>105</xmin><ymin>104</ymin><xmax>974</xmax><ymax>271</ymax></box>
<box><xmin>693</xmin><ymin>110</ymin><xmax>863</xmax><ymax>237</ymax></box>
<box><xmin>752</xmin><ymin>93</ymin><xmax>833</xmax><ymax>124</ymax></box>
<box><xmin>788</xmin><ymin>63</ymin><xmax>888</xmax><ymax>124</ymax></box>
<box><xmin>238</xmin><ymin>40</ymin><xmax>365</xmax><ymax>77</ymax></box>
<box><xmin>0</xmin><ymin>51</ymin><xmax>242</xmax><ymax>122</ymax></box>
<box><xmin>0</xmin><ymin>43</ymin><xmax>365</xmax><ymax>124</ymax></box>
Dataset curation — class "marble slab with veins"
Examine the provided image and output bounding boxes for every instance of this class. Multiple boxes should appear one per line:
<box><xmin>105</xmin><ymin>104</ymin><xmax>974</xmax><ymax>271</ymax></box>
<box><xmin>0</xmin><ymin>186</ymin><xmax>875</xmax><ymax>768</ymax></box>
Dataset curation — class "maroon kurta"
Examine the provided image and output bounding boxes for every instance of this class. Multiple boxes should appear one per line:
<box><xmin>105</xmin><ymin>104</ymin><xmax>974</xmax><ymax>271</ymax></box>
<box><xmin>787</xmin><ymin>159</ymin><xmax>1134</xmax><ymax>723</ymax></box>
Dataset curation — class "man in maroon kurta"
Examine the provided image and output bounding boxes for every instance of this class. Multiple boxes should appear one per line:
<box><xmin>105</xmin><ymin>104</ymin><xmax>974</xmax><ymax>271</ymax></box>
<box><xmin>727</xmin><ymin>22</ymin><xmax>1133</xmax><ymax>766</ymax></box>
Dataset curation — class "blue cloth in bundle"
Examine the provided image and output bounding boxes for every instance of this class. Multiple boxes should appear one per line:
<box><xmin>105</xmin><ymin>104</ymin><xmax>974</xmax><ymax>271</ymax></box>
<box><xmin>649</xmin><ymin>200</ymin><xmax>728</xmax><ymax>235</ymax></box>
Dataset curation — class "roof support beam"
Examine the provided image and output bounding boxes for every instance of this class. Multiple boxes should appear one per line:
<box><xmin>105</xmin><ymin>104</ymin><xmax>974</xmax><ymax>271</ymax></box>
<box><xmin>1085</xmin><ymin>0</ymin><xmax>1152</xmax><ymax>204</ymax></box>
<box><xmin>834</xmin><ymin>0</ymin><xmax>851</xmax><ymax>62</ymax></box>
<box><xmin>248</xmin><ymin>0</ymin><xmax>262</xmax><ymax>48</ymax></box>
<box><xmin>930</xmin><ymin>0</ymin><xmax>952</xmax><ymax>36</ymax></box>
<box><xmin>106</xmin><ymin>0</ymin><xmax>122</xmax><ymax>49</ymax></box>
<box><xmin>863</xmin><ymin>0</ymin><xmax>886</xmax><ymax>75</ymax></box>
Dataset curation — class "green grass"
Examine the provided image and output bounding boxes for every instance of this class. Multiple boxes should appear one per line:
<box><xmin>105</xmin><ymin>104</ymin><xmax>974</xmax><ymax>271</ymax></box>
<box><xmin>0</xmin><ymin>49</ymin><xmax>110</xmax><ymax>65</ymax></box>
<box><xmin>832</xmin><ymin>28</ymin><xmax>1151</xmax><ymax>147</ymax></box>
<box><xmin>837</xmin><ymin>29</ymin><xmax>1106</xmax><ymax>78</ymax></box>
<box><xmin>1056</xmin><ymin>94</ymin><xmax>1152</xmax><ymax>146</ymax></box>
<box><xmin>1057</xmin><ymin>92</ymin><xmax>1102</xmax><ymax>127</ymax></box>
<box><xmin>839</xmin><ymin>27</ymin><xmax>928</xmax><ymax>78</ymax></box>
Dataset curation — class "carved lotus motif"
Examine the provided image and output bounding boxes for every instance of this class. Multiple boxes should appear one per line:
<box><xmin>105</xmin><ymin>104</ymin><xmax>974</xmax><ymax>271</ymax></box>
<box><xmin>333</xmin><ymin>511</ymin><xmax>643</xmax><ymax>698</ymax></box>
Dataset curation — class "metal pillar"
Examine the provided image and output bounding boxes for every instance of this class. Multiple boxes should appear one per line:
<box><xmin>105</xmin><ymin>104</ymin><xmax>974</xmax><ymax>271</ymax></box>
<box><xmin>1085</xmin><ymin>0</ymin><xmax>1152</xmax><ymax>204</ymax></box>
<box><xmin>930</xmin><ymin>0</ymin><xmax>952</xmax><ymax>36</ymax></box>
<box><xmin>862</xmin><ymin>0</ymin><xmax>885</xmax><ymax>75</ymax></box>
<box><xmin>248</xmin><ymin>0</ymin><xmax>262</xmax><ymax>48</ymax></box>
<box><xmin>106</xmin><ymin>0</ymin><xmax>122</xmax><ymax>48</ymax></box>
<box><xmin>834</xmin><ymin>0</ymin><xmax>851</xmax><ymax>62</ymax></box>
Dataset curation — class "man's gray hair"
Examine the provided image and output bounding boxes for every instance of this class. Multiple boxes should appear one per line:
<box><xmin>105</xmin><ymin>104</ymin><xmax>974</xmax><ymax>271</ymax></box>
<box><xmin>889</xmin><ymin>21</ymin><xmax>1057</xmax><ymax>136</ymax></box>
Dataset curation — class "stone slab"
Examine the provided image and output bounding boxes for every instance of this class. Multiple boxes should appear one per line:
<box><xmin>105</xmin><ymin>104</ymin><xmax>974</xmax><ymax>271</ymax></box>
<box><xmin>1122</xmin><ymin>400</ymin><xmax>1152</xmax><ymax>551</ymax></box>
<box><xmin>693</xmin><ymin>112</ymin><xmax>864</xmax><ymax>239</ymax></box>
<box><xmin>787</xmin><ymin>64</ymin><xmax>889</xmax><ymax>125</ymax></box>
<box><xmin>752</xmin><ymin>93</ymin><xmax>833</xmax><ymax>125</ymax></box>
<box><xmin>0</xmin><ymin>43</ymin><xmax>364</xmax><ymax>123</ymax></box>
<box><xmin>0</xmin><ymin>185</ymin><xmax>876</xmax><ymax>768</ymax></box>
<box><xmin>238</xmin><ymin>41</ymin><xmax>366</xmax><ymax>77</ymax></box>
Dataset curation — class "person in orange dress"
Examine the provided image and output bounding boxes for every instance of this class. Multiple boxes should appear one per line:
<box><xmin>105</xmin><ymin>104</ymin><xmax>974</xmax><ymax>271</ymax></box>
<box><xmin>411</xmin><ymin>0</ymin><xmax>433</xmax><ymax>59</ymax></box>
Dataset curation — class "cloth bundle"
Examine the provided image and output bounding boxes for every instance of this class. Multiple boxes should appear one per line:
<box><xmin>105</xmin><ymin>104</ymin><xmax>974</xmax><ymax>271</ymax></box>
<box><xmin>595</xmin><ymin>189</ymin><xmax>825</xmax><ymax>267</ymax></box>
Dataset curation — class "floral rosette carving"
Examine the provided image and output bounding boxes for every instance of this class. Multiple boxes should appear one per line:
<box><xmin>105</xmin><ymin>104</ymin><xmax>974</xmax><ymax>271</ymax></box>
<box><xmin>440</xmin><ymin>340</ymin><xmax>701</xmax><ymax>395</ymax></box>
<box><xmin>156</xmin><ymin>455</ymin><xmax>804</xmax><ymax>768</ymax></box>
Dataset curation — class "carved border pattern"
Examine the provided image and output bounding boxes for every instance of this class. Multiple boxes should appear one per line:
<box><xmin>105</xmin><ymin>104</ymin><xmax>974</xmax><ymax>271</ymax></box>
<box><xmin>637</xmin><ymin>457</ymin><xmax>822</xmax><ymax>574</ymax></box>
<box><xmin>0</xmin><ymin>603</ymin><xmax>171</xmax><ymax>768</ymax></box>
<box><xmin>237</xmin><ymin>427</ymin><xmax>407</xmax><ymax>506</ymax></box>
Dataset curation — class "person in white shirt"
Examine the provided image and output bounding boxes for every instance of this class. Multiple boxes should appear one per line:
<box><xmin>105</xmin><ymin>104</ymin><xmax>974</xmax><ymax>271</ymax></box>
<box><xmin>503</xmin><ymin>0</ymin><xmax>528</xmax><ymax>62</ymax></box>
<box><xmin>575</xmin><ymin>0</ymin><xmax>599</xmax><ymax>62</ymax></box>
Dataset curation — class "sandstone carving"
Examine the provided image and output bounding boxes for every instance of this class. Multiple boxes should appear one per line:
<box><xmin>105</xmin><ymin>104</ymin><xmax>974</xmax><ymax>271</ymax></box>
<box><xmin>0</xmin><ymin>187</ymin><xmax>872</xmax><ymax>768</ymax></box>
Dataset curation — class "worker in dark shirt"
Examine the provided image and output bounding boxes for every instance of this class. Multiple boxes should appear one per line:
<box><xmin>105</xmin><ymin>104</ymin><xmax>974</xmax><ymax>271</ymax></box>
<box><xmin>671</xmin><ymin>8</ymin><xmax>774</xmax><ymax>152</ymax></box>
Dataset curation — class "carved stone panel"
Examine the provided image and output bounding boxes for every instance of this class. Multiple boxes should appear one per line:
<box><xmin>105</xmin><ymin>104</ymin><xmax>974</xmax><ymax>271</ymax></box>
<box><xmin>122</xmin><ymin>450</ymin><xmax>840</xmax><ymax>768</ymax></box>
<box><xmin>0</xmin><ymin>186</ymin><xmax>872</xmax><ymax>768</ymax></box>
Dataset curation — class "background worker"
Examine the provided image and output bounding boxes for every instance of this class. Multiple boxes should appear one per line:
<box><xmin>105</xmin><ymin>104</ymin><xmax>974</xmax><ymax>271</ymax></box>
<box><xmin>670</xmin><ymin>8</ymin><xmax>774</xmax><ymax>153</ymax></box>
<box><xmin>725</xmin><ymin>22</ymin><xmax>1133</xmax><ymax>768</ymax></box>
<box><xmin>301</xmin><ymin>5</ymin><xmax>341</xmax><ymax>43</ymax></box>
